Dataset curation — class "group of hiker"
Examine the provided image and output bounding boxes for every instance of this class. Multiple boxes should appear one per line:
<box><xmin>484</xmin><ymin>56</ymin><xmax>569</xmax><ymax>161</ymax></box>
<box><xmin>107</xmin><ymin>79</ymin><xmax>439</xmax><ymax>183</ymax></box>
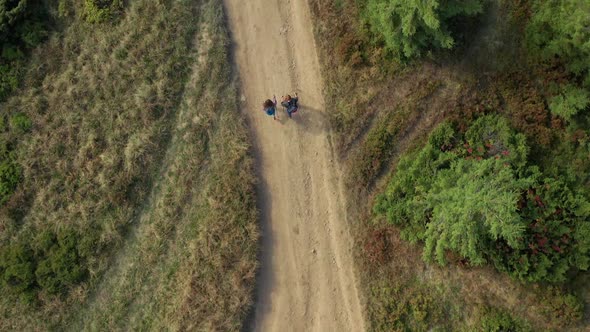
<box><xmin>262</xmin><ymin>93</ymin><xmax>299</xmax><ymax>121</ymax></box>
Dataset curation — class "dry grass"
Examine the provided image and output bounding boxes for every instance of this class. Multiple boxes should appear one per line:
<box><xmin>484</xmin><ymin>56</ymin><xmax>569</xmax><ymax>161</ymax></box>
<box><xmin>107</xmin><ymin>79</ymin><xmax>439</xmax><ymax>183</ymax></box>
<box><xmin>0</xmin><ymin>0</ymin><xmax>258</xmax><ymax>330</ymax></box>
<box><xmin>310</xmin><ymin>0</ymin><xmax>590</xmax><ymax>331</ymax></box>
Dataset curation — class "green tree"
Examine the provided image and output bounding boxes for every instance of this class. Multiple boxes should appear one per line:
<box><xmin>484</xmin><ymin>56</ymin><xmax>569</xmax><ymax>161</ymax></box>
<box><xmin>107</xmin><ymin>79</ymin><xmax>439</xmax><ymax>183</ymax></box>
<box><xmin>548</xmin><ymin>84</ymin><xmax>589</xmax><ymax>121</ymax></box>
<box><xmin>492</xmin><ymin>178</ymin><xmax>590</xmax><ymax>282</ymax></box>
<box><xmin>0</xmin><ymin>0</ymin><xmax>27</xmax><ymax>43</ymax></box>
<box><xmin>375</xmin><ymin>115</ymin><xmax>590</xmax><ymax>282</ymax></box>
<box><xmin>527</xmin><ymin>0</ymin><xmax>590</xmax><ymax>118</ymax></box>
<box><xmin>364</xmin><ymin>0</ymin><xmax>484</xmax><ymax>60</ymax></box>
<box><xmin>374</xmin><ymin>121</ymin><xmax>457</xmax><ymax>243</ymax></box>
<box><xmin>423</xmin><ymin>157</ymin><xmax>537</xmax><ymax>265</ymax></box>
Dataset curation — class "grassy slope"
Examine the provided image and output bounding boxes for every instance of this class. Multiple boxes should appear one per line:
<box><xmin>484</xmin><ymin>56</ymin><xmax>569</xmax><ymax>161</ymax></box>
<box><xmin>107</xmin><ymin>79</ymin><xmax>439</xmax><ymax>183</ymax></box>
<box><xmin>310</xmin><ymin>0</ymin><xmax>589</xmax><ymax>331</ymax></box>
<box><xmin>0</xmin><ymin>0</ymin><xmax>257</xmax><ymax>330</ymax></box>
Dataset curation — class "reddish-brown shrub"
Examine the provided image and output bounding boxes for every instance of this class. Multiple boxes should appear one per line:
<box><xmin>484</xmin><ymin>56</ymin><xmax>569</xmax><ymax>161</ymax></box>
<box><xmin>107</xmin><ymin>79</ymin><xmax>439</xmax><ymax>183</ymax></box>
<box><xmin>364</xmin><ymin>227</ymin><xmax>393</xmax><ymax>265</ymax></box>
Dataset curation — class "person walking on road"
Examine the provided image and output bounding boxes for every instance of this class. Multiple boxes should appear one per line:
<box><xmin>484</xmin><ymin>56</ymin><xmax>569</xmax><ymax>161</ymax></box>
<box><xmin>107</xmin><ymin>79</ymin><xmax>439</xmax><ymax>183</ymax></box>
<box><xmin>263</xmin><ymin>95</ymin><xmax>278</xmax><ymax>120</ymax></box>
<box><xmin>281</xmin><ymin>93</ymin><xmax>299</xmax><ymax>118</ymax></box>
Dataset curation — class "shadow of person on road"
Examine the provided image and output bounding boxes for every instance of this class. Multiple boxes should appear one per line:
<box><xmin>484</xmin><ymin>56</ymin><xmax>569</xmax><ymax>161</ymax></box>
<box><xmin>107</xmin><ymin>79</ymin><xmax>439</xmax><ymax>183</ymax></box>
<box><xmin>289</xmin><ymin>103</ymin><xmax>327</xmax><ymax>135</ymax></box>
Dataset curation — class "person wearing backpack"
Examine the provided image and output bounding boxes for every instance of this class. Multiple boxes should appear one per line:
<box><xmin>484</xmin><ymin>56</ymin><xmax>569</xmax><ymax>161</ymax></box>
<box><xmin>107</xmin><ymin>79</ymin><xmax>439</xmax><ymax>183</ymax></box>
<box><xmin>281</xmin><ymin>93</ymin><xmax>299</xmax><ymax>118</ymax></box>
<box><xmin>262</xmin><ymin>95</ymin><xmax>278</xmax><ymax>120</ymax></box>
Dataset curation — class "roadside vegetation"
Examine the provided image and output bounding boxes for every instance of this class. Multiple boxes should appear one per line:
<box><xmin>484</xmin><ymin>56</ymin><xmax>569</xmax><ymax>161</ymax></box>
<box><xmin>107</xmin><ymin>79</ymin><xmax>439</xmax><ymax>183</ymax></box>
<box><xmin>311</xmin><ymin>0</ymin><xmax>590</xmax><ymax>330</ymax></box>
<box><xmin>0</xmin><ymin>0</ymin><xmax>258</xmax><ymax>330</ymax></box>
<box><xmin>1</xmin><ymin>0</ymin><xmax>48</xmax><ymax>101</ymax></box>
<box><xmin>364</xmin><ymin>0</ymin><xmax>484</xmax><ymax>60</ymax></box>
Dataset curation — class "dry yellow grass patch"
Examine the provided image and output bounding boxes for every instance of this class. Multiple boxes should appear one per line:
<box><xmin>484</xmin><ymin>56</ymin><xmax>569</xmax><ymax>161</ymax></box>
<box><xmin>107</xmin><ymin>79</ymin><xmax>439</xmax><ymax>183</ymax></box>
<box><xmin>0</xmin><ymin>0</ymin><xmax>258</xmax><ymax>330</ymax></box>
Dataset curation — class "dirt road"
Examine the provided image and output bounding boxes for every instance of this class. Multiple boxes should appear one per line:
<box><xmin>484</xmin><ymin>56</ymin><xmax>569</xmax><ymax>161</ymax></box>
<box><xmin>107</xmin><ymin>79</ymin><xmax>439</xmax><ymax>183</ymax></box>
<box><xmin>224</xmin><ymin>0</ymin><xmax>365</xmax><ymax>331</ymax></box>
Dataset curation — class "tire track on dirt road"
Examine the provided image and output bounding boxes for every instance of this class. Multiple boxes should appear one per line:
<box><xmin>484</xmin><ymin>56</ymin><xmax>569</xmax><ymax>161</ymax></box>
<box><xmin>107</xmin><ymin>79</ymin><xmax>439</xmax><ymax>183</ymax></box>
<box><xmin>223</xmin><ymin>0</ymin><xmax>366</xmax><ymax>331</ymax></box>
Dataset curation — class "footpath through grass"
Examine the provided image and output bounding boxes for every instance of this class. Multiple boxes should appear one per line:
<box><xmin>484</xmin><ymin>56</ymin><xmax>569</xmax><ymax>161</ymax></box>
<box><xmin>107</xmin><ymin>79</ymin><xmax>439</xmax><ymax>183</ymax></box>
<box><xmin>0</xmin><ymin>0</ymin><xmax>258</xmax><ymax>330</ymax></box>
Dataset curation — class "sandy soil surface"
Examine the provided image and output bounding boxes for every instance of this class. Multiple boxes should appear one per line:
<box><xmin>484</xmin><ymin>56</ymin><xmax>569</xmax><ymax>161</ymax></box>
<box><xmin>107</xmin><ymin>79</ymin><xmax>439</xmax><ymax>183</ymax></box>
<box><xmin>224</xmin><ymin>0</ymin><xmax>366</xmax><ymax>331</ymax></box>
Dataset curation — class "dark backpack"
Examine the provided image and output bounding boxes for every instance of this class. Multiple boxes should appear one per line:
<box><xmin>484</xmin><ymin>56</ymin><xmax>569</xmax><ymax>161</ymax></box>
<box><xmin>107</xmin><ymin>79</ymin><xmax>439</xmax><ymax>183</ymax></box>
<box><xmin>289</xmin><ymin>98</ymin><xmax>299</xmax><ymax>113</ymax></box>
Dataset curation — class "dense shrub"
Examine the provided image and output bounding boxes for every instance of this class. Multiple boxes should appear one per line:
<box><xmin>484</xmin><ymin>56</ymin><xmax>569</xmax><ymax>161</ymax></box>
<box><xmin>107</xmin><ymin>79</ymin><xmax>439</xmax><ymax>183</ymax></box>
<box><xmin>539</xmin><ymin>286</ymin><xmax>584</xmax><ymax>327</ymax></box>
<box><xmin>368</xmin><ymin>282</ymin><xmax>446</xmax><ymax>331</ymax></box>
<box><xmin>538</xmin><ymin>126</ymin><xmax>590</xmax><ymax>195</ymax></box>
<box><xmin>0</xmin><ymin>229</ymin><xmax>90</xmax><ymax>300</ymax></box>
<box><xmin>0</xmin><ymin>0</ymin><xmax>28</xmax><ymax>42</ymax></box>
<box><xmin>492</xmin><ymin>178</ymin><xmax>590</xmax><ymax>282</ymax></box>
<box><xmin>0</xmin><ymin>0</ymin><xmax>45</xmax><ymax>209</ymax></box>
<box><xmin>526</xmin><ymin>0</ymin><xmax>590</xmax><ymax>119</ymax></box>
<box><xmin>423</xmin><ymin>157</ymin><xmax>537</xmax><ymax>266</ymax></box>
<box><xmin>1</xmin><ymin>0</ymin><xmax>47</xmax><ymax>100</ymax></box>
<box><xmin>375</xmin><ymin>115</ymin><xmax>590</xmax><ymax>282</ymax></box>
<box><xmin>0</xmin><ymin>241</ymin><xmax>36</xmax><ymax>296</ymax></box>
<box><xmin>83</xmin><ymin>0</ymin><xmax>123</xmax><ymax>23</ymax></box>
<box><xmin>0</xmin><ymin>148</ymin><xmax>21</xmax><ymax>205</ymax></box>
<box><xmin>479</xmin><ymin>307</ymin><xmax>531</xmax><ymax>332</ymax></box>
<box><xmin>0</xmin><ymin>0</ymin><xmax>47</xmax><ymax>54</ymax></box>
<box><xmin>34</xmin><ymin>230</ymin><xmax>86</xmax><ymax>295</ymax></box>
<box><xmin>548</xmin><ymin>84</ymin><xmax>589</xmax><ymax>121</ymax></box>
<box><xmin>9</xmin><ymin>112</ymin><xmax>31</xmax><ymax>133</ymax></box>
<box><xmin>0</xmin><ymin>112</ymin><xmax>28</xmax><ymax>205</ymax></box>
<box><xmin>0</xmin><ymin>63</ymin><xmax>19</xmax><ymax>99</ymax></box>
<box><xmin>363</xmin><ymin>0</ymin><xmax>484</xmax><ymax>60</ymax></box>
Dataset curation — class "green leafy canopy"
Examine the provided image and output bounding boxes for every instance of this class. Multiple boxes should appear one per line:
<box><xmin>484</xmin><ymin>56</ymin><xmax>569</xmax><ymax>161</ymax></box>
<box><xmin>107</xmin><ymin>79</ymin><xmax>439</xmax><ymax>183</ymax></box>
<box><xmin>527</xmin><ymin>0</ymin><xmax>590</xmax><ymax>119</ymax></box>
<box><xmin>375</xmin><ymin>115</ymin><xmax>590</xmax><ymax>282</ymax></box>
<box><xmin>363</xmin><ymin>0</ymin><xmax>484</xmax><ymax>60</ymax></box>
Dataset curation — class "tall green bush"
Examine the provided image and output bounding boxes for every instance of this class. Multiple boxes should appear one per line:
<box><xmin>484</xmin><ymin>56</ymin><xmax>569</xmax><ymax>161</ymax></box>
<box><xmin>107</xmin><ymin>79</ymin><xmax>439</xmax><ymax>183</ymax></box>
<box><xmin>0</xmin><ymin>229</ymin><xmax>90</xmax><ymax>300</ymax></box>
<box><xmin>34</xmin><ymin>230</ymin><xmax>86</xmax><ymax>295</ymax></box>
<box><xmin>0</xmin><ymin>0</ymin><xmax>28</xmax><ymax>42</ymax></box>
<box><xmin>423</xmin><ymin>157</ymin><xmax>536</xmax><ymax>266</ymax></box>
<box><xmin>375</xmin><ymin>115</ymin><xmax>590</xmax><ymax>282</ymax></box>
<box><xmin>363</xmin><ymin>0</ymin><xmax>484</xmax><ymax>60</ymax></box>
<box><xmin>526</xmin><ymin>0</ymin><xmax>590</xmax><ymax>119</ymax></box>
<box><xmin>492</xmin><ymin>178</ymin><xmax>590</xmax><ymax>282</ymax></box>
